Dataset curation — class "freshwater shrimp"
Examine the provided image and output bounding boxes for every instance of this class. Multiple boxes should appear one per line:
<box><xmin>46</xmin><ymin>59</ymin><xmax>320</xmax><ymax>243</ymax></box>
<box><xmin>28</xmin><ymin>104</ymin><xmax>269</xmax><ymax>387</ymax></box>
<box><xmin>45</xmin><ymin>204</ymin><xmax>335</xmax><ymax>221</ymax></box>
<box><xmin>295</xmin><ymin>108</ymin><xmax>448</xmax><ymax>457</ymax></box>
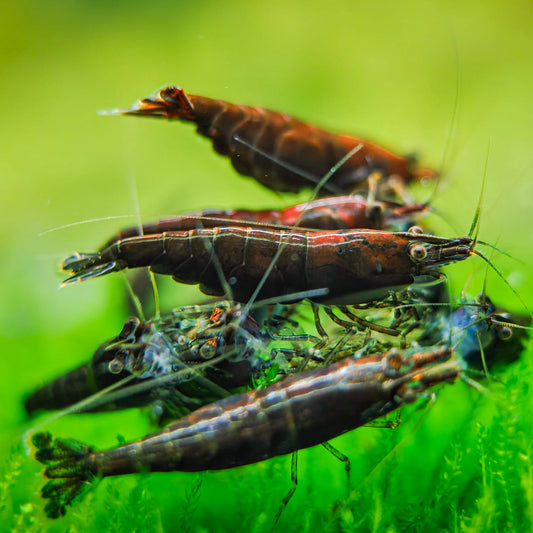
<box><xmin>416</xmin><ymin>293</ymin><xmax>532</xmax><ymax>371</ymax></box>
<box><xmin>96</xmin><ymin>197</ymin><xmax>429</xmax><ymax>316</ymax></box>
<box><xmin>25</xmin><ymin>292</ymin><xmax>416</xmax><ymax>425</ymax></box>
<box><xmin>61</xmin><ymin>227</ymin><xmax>474</xmax><ymax>305</ymax></box>
<box><xmin>24</xmin><ymin>301</ymin><xmax>323</xmax><ymax>424</ymax></box>
<box><xmin>103</xmin><ymin>86</ymin><xmax>437</xmax><ymax>198</ymax></box>
<box><xmin>100</xmin><ymin>196</ymin><xmax>429</xmax><ymax>248</ymax></box>
<box><xmin>32</xmin><ymin>345</ymin><xmax>459</xmax><ymax>519</ymax></box>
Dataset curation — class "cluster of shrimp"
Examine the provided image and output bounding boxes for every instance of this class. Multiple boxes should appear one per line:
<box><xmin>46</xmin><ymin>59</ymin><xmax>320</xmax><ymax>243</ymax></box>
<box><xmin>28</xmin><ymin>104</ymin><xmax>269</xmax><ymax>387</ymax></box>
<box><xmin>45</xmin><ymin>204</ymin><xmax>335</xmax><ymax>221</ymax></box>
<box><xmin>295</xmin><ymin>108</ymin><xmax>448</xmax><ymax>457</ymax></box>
<box><xmin>26</xmin><ymin>86</ymin><xmax>530</xmax><ymax>522</ymax></box>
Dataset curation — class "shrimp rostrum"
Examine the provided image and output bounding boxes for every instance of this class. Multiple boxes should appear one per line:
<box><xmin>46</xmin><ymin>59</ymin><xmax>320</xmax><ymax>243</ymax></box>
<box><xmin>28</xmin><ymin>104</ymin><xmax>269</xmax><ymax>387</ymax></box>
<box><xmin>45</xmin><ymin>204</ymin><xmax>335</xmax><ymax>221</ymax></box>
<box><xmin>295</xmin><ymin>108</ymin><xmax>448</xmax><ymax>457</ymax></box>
<box><xmin>33</xmin><ymin>345</ymin><xmax>459</xmax><ymax>518</ymax></box>
<box><xmin>61</xmin><ymin>227</ymin><xmax>475</xmax><ymax>305</ymax></box>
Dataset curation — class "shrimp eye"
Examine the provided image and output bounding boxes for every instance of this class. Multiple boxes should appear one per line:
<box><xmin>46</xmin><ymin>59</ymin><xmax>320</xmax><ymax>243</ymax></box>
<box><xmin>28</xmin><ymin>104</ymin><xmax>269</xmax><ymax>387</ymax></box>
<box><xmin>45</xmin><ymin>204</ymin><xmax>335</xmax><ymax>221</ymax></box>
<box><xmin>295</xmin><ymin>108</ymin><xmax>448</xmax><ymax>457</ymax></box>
<box><xmin>200</xmin><ymin>341</ymin><xmax>217</xmax><ymax>359</ymax></box>
<box><xmin>409</xmin><ymin>244</ymin><xmax>428</xmax><ymax>261</ymax></box>
<box><xmin>497</xmin><ymin>326</ymin><xmax>513</xmax><ymax>341</ymax></box>
<box><xmin>408</xmin><ymin>226</ymin><xmax>424</xmax><ymax>235</ymax></box>
<box><xmin>108</xmin><ymin>358</ymin><xmax>124</xmax><ymax>374</ymax></box>
<box><xmin>160</xmin><ymin>86</ymin><xmax>176</xmax><ymax>100</ymax></box>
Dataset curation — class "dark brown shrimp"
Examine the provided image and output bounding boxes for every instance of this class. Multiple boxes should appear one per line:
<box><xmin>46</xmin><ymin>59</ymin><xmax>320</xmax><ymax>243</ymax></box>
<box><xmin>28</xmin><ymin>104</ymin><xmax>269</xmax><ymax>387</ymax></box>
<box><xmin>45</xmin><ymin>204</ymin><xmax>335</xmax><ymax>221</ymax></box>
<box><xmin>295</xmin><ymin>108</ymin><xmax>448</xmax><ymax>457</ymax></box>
<box><xmin>104</xmin><ymin>86</ymin><xmax>437</xmax><ymax>197</ymax></box>
<box><xmin>418</xmin><ymin>293</ymin><xmax>532</xmax><ymax>371</ymax></box>
<box><xmin>101</xmin><ymin>196</ymin><xmax>429</xmax><ymax>249</ymax></box>
<box><xmin>24</xmin><ymin>301</ymin><xmax>316</xmax><ymax>423</ymax></box>
<box><xmin>22</xmin><ymin>320</ymin><xmax>139</xmax><ymax>416</ymax></box>
<box><xmin>33</xmin><ymin>345</ymin><xmax>458</xmax><ymax>518</ymax></box>
<box><xmin>22</xmin><ymin>313</ymin><xmax>236</xmax><ymax>419</ymax></box>
<box><xmin>61</xmin><ymin>227</ymin><xmax>474</xmax><ymax>305</ymax></box>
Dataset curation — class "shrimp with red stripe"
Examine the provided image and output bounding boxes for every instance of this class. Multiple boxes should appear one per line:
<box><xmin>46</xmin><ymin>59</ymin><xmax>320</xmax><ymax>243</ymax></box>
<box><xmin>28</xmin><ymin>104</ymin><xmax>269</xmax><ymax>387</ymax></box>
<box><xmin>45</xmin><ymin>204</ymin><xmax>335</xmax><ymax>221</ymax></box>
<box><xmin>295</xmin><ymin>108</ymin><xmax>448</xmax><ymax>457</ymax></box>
<box><xmin>61</xmin><ymin>227</ymin><xmax>474</xmax><ymax>305</ymax></box>
<box><xmin>101</xmin><ymin>196</ymin><xmax>428</xmax><ymax>250</ymax></box>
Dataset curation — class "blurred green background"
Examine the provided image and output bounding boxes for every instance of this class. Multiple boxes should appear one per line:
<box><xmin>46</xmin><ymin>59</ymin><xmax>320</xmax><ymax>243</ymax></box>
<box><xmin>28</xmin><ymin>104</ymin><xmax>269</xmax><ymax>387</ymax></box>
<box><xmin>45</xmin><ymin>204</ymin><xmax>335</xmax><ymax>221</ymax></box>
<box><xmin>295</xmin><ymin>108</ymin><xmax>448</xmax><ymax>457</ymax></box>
<box><xmin>1</xmin><ymin>0</ymin><xmax>533</xmax><ymax>531</ymax></box>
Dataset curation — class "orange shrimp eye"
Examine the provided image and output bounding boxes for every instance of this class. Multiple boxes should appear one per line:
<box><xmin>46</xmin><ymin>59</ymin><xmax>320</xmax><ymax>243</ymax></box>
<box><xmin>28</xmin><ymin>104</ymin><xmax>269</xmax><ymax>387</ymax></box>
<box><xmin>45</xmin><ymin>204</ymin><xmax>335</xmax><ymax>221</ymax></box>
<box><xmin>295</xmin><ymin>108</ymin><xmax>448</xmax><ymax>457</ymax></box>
<box><xmin>108</xmin><ymin>358</ymin><xmax>124</xmax><ymax>374</ymax></box>
<box><xmin>409</xmin><ymin>243</ymin><xmax>428</xmax><ymax>261</ymax></box>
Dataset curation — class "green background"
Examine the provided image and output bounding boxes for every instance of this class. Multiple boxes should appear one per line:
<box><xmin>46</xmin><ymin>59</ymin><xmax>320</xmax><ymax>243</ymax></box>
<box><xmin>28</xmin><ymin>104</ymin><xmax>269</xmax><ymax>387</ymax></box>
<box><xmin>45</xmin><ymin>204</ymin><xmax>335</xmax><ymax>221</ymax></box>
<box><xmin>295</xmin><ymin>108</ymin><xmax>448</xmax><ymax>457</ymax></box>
<box><xmin>1</xmin><ymin>1</ymin><xmax>532</xmax><ymax>531</ymax></box>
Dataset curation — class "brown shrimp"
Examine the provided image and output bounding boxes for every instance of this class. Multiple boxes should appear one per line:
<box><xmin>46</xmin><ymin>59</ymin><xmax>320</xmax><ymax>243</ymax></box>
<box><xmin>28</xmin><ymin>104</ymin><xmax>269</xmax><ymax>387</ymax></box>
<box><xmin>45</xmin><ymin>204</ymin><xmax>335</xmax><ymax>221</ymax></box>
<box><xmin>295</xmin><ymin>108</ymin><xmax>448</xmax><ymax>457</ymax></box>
<box><xmin>104</xmin><ymin>86</ymin><xmax>437</xmax><ymax>197</ymax></box>
<box><xmin>61</xmin><ymin>227</ymin><xmax>474</xmax><ymax>305</ymax></box>
<box><xmin>32</xmin><ymin>345</ymin><xmax>459</xmax><ymax>518</ymax></box>
<box><xmin>101</xmin><ymin>195</ymin><xmax>429</xmax><ymax>249</ymax></box>
<box><xmin>24</xmin><ymin>301</ymin><xmax>318</xmax><ymax>423</ymax></box>
<box><xmin>22</xmin><ymin>320</ymin><xmax>141</xmax><ymax>416</ymax></box>
<box><xmin>418</xmin><ymin>293</ymin><xmax>532</xmax><ymax>371</ymax></box>
<box><xmin>22</xmin><ymin>314</ymin><xmax>237</xmax><ymax>419</ymax></box>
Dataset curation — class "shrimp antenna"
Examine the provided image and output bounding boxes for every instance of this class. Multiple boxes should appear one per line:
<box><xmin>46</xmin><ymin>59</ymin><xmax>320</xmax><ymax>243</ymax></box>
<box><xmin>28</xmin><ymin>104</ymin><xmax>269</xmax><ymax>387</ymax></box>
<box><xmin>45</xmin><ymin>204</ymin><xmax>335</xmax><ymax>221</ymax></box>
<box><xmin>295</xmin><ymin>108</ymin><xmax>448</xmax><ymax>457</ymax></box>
<box><xmin>459</xmin><ymin>373</ymin><xmax>494</xmax><ymax>398</ymax></box>
<box><xmin>479</xmin><ymin>237</ymin><xmax>495</xmax><ymax>307</ymax></box>
<box><xmin>415</xmin><ymin>27</ymin><xmax>462</xmax><ymax>240</ymax></box>
<box><xmin>128</xmin><ymin>171</ymin><xmax>161</xmax><ymax>320</ymax></box>
<box><xmin>471</xmin><ymin>251</ymin><xmax>490</xmax><ymax>378</ymax></box>
<box><xmin>475</xmin><ymin>329</ymin><xmax>491</xmax><ymax>380</ymax></box>
<box><xmin>464</xmin><ymin>143</ymin><xmax>531</xmax><ymax>313</ymax></box>
<box><xmin>148</xmin><ymin>272</ymin><xmax>161</xmax><ymax>320</ymax></box>
<box><xmin>489</xmin><ymin>318</ymin><xmax>533</xmax><ymax>332</ymax></box>
<box><xmin>439</xmin><ymin>27</ymin><xmax>462</xmax><ymax>180</ymax></box>
<box><xmin>425</xmin><ymin>26</ymin><xmax>462</xmax><ymax>207</ymax></box>
<box><xmin>38</xmin><ymin>215</ymin><xmax>137</xmax><ymax>237</ymax></box>
<box><xmin>194</xmin><ymin>220</ymin><xmax>235</xmax><ymax>304</ymax></box>
<box><xmin>253</xmin><ymin>288</ymin><xmax>329</xmax><ymax>307</ymax></box>
<box><xmin>472</xmin><ymin>248</ymin><xmax>531</xmax><ymax>316</ymax></box>
<box><xmin>120</xmin><ymin>271</ymin><xmax>146</xmax><ymax>322</ymax></box>
<box><xmin>468</xmin><ymin>138</ymin><xmax>490</xmax><ymax>243</ymax></box>
<box><xmin>296</xmin><ymin>142</ymin><xmax>364</xmax><ymax>209</ymax></box>
<box><xmin>22</xmin><ymin>374</ymin><xmax>138</xmax><ymax>444</ymax></box>
<box><xmin>474</xmin><ymin>239</ymin><xmax>525</xmax><ymax>265</ymax></box>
